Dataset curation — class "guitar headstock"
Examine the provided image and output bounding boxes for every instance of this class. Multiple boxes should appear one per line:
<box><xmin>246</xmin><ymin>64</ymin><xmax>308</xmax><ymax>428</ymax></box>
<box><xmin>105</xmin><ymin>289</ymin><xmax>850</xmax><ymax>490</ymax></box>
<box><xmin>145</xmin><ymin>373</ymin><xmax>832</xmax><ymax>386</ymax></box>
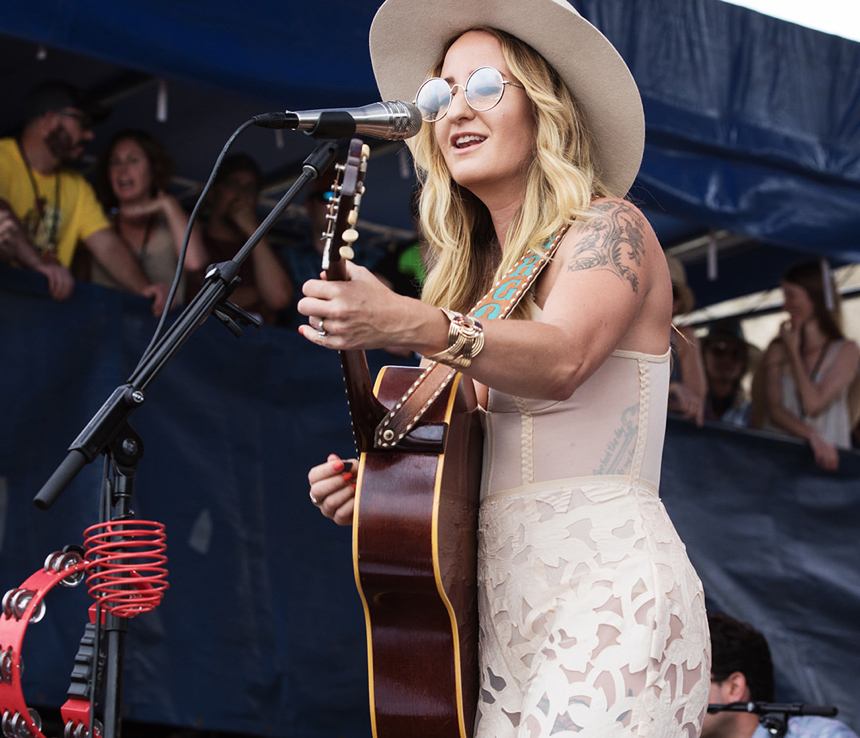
<box><xmin>321</xmin><ymin>139</ymin><xmax>370</xmax><ymax>280</ymax></box>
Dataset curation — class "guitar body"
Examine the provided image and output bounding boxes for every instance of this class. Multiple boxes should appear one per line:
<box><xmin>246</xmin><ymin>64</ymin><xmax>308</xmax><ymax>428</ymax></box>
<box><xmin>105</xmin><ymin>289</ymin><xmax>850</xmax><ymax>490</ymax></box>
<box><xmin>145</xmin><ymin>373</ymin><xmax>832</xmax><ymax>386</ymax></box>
<box><xmin>352</xmin><ymin>365</ymin><xmax>483</xmax><ymax>738</ymax></box>
<box><xmin>320</xmin><ymin>139</ymin><xmax>482</xmax><ymax>737</ymax></box>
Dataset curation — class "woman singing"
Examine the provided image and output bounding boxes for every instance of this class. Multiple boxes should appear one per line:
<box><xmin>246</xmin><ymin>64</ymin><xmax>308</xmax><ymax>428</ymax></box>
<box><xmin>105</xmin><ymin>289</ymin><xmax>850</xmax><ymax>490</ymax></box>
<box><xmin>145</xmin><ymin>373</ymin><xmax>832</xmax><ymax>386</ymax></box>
<box><xmin>301</xmin><ymin>0</ymin><xmax>710</xmax><ymax>735</ymax></box>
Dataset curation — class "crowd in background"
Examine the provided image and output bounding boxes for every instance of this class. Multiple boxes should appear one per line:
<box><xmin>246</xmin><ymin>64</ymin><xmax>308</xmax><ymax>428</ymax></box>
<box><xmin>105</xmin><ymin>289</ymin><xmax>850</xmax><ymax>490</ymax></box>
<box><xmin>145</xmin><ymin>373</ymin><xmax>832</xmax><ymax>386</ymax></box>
<box><xmin>0</xmin><ymin>80</ymin><xmax>424</xmax><ymax>330</ymax></box>
<box><xmin>2</xmin><ymin>78</ymin><xmax>860</xmax><ymax>738</ymax></box>
<box><xmin>667</xmin><ymin>255</ymin><xmax>860</xmax><ymax>468</ymax></box>
<box><xmin>2</xmin><ymin>79</ymin><xmax>859</xmax><ymax>469</ymax></box>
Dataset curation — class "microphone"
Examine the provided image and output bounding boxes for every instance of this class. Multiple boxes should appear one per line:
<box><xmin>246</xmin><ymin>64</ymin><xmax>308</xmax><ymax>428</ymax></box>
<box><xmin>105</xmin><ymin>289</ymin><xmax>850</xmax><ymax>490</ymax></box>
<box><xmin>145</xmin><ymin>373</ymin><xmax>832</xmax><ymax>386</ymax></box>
<box><xmin>252</xmin><ymin>100</ymin><xmax>422</xmax><ymax>140</ymax></box>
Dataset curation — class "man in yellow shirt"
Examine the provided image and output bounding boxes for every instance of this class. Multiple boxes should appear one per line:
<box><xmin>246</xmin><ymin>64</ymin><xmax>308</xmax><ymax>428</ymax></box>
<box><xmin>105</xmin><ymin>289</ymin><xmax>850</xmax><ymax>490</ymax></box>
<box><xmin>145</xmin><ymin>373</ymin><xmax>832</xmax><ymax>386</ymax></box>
<box><xmin>0</xmin><ymin>80</ymin><xmax>168</xmax><ymax>315</ymax></box>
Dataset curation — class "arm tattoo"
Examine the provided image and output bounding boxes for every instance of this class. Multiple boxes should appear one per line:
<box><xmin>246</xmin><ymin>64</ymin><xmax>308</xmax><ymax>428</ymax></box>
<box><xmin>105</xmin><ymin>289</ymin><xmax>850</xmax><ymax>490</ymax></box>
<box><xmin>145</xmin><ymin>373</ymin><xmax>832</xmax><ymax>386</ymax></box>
<box><xmin>566</xmin><ymin>200</ymin><xmax>646</xmax><ymax>292</ymax></box>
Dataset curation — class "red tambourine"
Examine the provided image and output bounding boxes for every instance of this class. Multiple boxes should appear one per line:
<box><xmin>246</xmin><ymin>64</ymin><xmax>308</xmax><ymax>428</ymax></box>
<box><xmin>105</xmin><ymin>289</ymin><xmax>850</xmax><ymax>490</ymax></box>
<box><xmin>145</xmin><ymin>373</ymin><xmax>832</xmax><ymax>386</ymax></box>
<box><xmin>0</xmin><ymin>551</ymin><xmax>89</xmax><ymax>738</ymax></box>
<box><xmin>0</xmin><ymin>520</ymin><xmax>168</xmax><ymax>738</ymax></box>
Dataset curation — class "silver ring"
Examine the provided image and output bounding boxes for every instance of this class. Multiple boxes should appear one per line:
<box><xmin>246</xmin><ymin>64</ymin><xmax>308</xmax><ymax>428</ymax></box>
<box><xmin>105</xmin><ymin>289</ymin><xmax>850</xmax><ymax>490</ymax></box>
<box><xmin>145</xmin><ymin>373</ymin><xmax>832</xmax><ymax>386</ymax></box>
<box><xmin>310</xmin><ymin>493</ymin><xmax>320</xmax><ymax>505</ymax></box>
<box><xmin>317</xmin><ymin>318</ymin><xmax>327</xmax><ymax>338</ymax></box>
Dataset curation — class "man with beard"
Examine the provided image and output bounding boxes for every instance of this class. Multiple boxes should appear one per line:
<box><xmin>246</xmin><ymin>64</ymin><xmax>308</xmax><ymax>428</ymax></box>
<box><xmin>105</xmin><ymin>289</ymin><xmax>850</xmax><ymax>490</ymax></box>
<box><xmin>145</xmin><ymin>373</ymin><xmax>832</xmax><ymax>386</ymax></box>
<box><xmin>0</xmin><ymin>80</ymin><xmax>168</xmax><ymax>314</ymax></box>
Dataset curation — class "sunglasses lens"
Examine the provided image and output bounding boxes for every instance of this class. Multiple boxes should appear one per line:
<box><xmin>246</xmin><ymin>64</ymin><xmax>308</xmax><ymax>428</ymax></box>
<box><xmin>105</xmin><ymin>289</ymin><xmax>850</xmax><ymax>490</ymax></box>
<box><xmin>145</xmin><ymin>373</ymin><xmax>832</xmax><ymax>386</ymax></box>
<box><xmin>415</xmin><ymin>78</ymin><xmax>451</xmax><ymax>122</ymax></box>
<box><xmin>466</xmin><ymin>67</ymin><xmax>505</xmax><ymax>111</ymax></box>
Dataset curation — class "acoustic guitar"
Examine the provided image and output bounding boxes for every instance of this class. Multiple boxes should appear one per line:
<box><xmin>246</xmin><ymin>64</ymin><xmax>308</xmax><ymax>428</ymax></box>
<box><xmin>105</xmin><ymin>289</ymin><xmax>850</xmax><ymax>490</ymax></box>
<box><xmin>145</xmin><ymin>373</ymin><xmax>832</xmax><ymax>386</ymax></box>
<box><xmin>322</xmin><ymin>139</ymin><xmax>482</xmax><ymax>738</ymax></box>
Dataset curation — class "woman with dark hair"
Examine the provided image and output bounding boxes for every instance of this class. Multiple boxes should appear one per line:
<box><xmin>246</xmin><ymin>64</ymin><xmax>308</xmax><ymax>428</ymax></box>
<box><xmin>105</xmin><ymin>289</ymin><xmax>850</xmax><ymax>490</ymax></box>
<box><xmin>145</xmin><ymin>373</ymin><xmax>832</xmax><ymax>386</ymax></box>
<box><xmin>89</xmin><ymin>128</ymin><xmax>207</xmax><ymax>305</ymax></box>
<box><xmin>759</xmin><ymin>260</ymin><xmax>860</xmax><ymax>470</ymax></box>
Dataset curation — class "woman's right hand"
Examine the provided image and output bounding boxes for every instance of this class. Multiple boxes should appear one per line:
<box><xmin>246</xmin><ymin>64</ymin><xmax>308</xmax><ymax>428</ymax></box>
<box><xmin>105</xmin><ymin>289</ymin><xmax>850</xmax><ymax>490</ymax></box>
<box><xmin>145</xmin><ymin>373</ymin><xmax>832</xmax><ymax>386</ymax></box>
<box><xmin>308</xmin><ymin>454</ymin><xmax>357</xmax><ymax>526</ymax></box>
<box><xmin>809</xmin><ymin>430</ymin><xmax>839</xmax><ymax>472</ymax></box>
<box><xmin>778</xmin><ymin>319</ymin><xmax>801</xmax><ymax>356</ymax></box>
<box><xmin>668</xmin><ymin>381</ymin><xmax>704</xmax><ymax>426</ymax></box>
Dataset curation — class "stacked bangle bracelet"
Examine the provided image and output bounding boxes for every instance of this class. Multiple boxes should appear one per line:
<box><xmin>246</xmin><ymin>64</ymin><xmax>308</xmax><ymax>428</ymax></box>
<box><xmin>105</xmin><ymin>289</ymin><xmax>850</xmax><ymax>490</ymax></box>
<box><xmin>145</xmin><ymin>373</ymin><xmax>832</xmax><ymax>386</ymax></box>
<box><xmin>427</xmin><ymin>308</ymin><xmax>485</xmax><ymax>369</ymax></box>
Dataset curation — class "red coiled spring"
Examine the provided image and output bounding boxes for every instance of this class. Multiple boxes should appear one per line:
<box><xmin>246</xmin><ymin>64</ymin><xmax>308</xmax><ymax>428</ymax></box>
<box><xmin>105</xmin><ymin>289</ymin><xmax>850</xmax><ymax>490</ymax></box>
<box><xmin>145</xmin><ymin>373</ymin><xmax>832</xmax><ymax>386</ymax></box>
<box><xmin>82</xmin><ymin>520</ymin><xmax>169</xmax><ymax>618</ymax></box>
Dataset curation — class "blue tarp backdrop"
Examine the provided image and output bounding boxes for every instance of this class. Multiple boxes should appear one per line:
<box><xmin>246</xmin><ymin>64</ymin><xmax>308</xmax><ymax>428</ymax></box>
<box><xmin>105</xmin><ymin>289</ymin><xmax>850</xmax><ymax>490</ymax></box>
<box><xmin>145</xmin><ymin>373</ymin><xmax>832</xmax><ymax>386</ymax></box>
<box><xmin>1</xmin><ymin>267</ymin><xmax>859</xmax><ymax>735</ymax></box>
<box><xmin>0</xmin><ymin>1</ymin><xmax>859</xmax><ymax>732</ymax></box>
<box><xmin>0</xmin><ymin>0</ymin><xmax>858</xmax><ymax>308</ymax></box>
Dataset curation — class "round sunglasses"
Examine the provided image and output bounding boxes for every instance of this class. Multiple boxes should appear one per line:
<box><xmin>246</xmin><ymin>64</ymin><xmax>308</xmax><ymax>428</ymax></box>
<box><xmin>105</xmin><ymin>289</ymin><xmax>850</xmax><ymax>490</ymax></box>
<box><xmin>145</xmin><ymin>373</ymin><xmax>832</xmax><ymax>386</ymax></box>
<box><xmin>413</xmin><ymin>66</ymin><xmax>525</xmax><ymax>123</ymax></box>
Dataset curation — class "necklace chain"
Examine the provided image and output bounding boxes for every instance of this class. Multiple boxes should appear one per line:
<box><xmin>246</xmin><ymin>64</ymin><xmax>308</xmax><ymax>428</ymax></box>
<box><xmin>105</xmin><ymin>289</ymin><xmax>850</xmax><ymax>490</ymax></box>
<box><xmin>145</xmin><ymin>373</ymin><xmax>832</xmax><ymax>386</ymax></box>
<box><xmin>17</xmin><ymin>140</ymin><xmax>60</xmax><ymax>261</ymax></box>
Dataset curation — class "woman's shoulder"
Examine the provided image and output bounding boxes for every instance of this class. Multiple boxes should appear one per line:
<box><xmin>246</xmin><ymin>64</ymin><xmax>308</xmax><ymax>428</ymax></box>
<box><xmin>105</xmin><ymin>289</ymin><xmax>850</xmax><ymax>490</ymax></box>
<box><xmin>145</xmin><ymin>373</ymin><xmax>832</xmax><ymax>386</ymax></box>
<box><xmin>833</xmin><ymin>338</ymin><xmax>860</xmax><ymax>362</ymax></box>
<box><xmin>561</xmin><ymin>197</ymin><xmax>658</xmax><ymax>250</ymax></box>
<box><xmin>584</xmin><ymin>196</ymin><xmax>651</xmax><ymax>224</ymax></box>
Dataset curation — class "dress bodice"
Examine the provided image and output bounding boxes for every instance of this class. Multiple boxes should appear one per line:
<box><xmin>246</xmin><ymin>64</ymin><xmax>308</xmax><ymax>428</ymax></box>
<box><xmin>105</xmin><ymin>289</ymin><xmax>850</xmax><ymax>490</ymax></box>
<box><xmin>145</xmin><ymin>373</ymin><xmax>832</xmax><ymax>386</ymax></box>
<box><xmin>481</xmin><ymin>303</ymin><xmax>670</xmax><ymax>498</ymax></box>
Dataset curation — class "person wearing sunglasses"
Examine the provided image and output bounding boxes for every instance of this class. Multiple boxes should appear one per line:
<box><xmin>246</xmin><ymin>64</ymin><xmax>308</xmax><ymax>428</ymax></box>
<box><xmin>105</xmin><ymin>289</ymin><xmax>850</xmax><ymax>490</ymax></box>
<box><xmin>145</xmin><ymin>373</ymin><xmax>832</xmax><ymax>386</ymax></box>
<box><xmin>0</xmin><ymin>80</ymin><xmax>168</xmax><ymax>315</ymax></box>
<box><xmin>302</xmin><ymin>1</ymin><xmax>709</xmax><ymax>736</ymax></box>
<box><xmin>701</xmin><ymin>319</ymin><xmax>761</xmax><ymax>426</ymax></box>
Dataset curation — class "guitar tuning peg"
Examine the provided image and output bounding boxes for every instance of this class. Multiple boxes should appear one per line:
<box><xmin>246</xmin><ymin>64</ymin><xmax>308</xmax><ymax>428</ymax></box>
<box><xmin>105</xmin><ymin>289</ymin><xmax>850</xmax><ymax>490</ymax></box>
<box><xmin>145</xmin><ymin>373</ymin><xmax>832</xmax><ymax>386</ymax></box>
<box><xmin>348</xmin><ymin>210</ymin><xmax>358</xmax><ymax>226</ymax></box>
<box><xmin>339</xmin><ymin>246</ymin><xmax>355</xmax><ymax>260</ymax></box>
<box><xmin>342</xmin><ymin>228</ymin><xmax>359</xmax><ymax>243</ymax></box>
<box><xmin>361</xmin><ymin>144</ymin><xmax>371</xmax><ymax>158</ymax></box>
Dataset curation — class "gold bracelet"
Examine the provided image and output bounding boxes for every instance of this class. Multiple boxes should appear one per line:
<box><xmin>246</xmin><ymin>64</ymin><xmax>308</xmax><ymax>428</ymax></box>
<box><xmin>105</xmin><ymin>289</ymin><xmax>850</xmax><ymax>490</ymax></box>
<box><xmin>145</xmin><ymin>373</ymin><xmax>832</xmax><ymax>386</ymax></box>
<box><xmin>427</xmin><ymin>308</ymin><xmax>485</xmax><ymax>369</ymax></box>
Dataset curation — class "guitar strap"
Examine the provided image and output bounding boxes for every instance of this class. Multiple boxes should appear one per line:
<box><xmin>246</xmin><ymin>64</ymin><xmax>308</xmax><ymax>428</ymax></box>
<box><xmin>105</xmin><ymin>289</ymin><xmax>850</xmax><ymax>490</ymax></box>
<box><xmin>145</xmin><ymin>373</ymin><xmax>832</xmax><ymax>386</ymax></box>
<box><xmin>374</xmin><ymin>224</ymin><xmax>570</xmax><ymax>449</ymax></box>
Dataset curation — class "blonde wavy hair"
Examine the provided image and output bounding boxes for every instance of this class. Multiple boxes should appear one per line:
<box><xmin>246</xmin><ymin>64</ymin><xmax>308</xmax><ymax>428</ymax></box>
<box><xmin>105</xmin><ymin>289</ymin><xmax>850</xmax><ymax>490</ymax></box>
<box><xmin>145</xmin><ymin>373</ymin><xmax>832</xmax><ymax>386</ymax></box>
<box><xmin>411</xmin><ymin>27</ymin><xmax>611</xmax><ymax>318</ymax></box>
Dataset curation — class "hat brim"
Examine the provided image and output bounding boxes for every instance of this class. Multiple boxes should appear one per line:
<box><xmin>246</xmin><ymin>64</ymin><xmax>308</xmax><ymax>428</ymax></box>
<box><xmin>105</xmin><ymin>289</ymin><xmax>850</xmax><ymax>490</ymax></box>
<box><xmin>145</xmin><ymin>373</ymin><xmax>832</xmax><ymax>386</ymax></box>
<box><xmin>369</xmin><ymin>0</ymin><xmax>644</xmax><ymax>198</ymax></box>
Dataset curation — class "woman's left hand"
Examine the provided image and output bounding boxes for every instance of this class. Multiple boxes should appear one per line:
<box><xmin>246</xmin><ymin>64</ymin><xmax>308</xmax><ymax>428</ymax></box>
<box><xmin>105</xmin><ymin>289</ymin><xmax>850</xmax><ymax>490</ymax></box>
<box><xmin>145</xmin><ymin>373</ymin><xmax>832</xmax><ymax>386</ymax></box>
<box><xmin>809</xmin><ymin>429</ymin><xmax>840</xmax><ymax>472</ymax></box>
<box><xmin>297</xmin><ymin>260</ymin><xmax>424</xmax><ymax>352</ymax></box>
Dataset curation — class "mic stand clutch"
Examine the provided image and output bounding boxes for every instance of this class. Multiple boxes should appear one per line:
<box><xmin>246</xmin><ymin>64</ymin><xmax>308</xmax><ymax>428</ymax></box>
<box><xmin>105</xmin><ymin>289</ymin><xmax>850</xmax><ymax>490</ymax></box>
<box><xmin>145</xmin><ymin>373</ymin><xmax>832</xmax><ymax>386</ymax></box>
<box><xmin>708</xmin><ymin>701</ymin><xmax>839</xmax><ymax>738</ymax></box>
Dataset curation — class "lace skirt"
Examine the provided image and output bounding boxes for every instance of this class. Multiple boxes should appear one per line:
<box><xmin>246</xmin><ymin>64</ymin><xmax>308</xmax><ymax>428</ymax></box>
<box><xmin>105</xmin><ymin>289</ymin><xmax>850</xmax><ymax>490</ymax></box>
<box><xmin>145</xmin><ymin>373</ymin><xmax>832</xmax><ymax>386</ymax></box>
<box><xmin>475</xmin><ymin>477</ymin><xmax>710</xmax><ymax>738</ymax></box>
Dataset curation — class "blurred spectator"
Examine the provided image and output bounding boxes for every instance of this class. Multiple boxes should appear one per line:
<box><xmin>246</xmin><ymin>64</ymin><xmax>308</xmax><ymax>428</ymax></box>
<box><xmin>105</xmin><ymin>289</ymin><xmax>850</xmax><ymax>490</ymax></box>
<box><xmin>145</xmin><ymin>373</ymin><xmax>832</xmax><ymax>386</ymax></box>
<box><xmin>202</xmin><ymin>153</ymin><xmax>293</xmax><ymax>324</ymax></box>
<box><xmin>702</xmin><ymin>319</ymin><xmax>761</xmax><ymax>426</ymax></box>
<box><xmin>667</xmin><ymin>254</ymin><xmax>706</xmax><ymax>425</ymax></box>
<box><xmin>371</xmin><ymin>184</ymin><xmax>429</xmax><ymax>300</ymax></box>
<box><xmin>0</xmin><ymin>80</ymin><xmax>168</xmax><ymax>315</ymax></box>
<box><xmin>703</xmin><ymin>612</ymin><xmax>858</xmax><ymax>738</ymax></box>
<box><xmin>82</xmin><ymin>129</ymin><xmax>207</xmax><ymax>306</ymax></box>
<box><xmin>754</xmin><ymin>260</ymin><xmax>860</xmax><ymax>472</ymax></box>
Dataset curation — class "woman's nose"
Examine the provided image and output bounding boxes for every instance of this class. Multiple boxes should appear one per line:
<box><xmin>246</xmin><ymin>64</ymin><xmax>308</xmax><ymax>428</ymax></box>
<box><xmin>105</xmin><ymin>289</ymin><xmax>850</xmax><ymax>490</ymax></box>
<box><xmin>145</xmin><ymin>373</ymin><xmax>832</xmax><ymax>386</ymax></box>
<box><xmin>446</xmin><ymin>85</ymin><xmax>474</xmax><ymax>121</ymax></box>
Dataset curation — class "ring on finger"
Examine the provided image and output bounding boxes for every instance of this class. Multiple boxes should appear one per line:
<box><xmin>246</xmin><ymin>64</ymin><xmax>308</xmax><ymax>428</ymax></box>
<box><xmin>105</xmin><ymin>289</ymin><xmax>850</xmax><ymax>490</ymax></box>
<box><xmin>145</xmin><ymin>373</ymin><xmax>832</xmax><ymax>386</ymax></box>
<box><xmin>317</xmin><ymin>318</ymin><xmax>327</xmax><ymax>338</ymax></box>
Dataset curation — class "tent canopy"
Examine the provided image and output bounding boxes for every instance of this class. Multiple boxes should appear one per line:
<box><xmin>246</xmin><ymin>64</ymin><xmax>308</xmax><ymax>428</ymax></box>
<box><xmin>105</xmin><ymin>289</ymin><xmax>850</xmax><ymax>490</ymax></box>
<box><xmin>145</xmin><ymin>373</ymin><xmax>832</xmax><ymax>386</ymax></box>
<box><xmin>0</xmin><ymin>0</ymin><xmax>858</xmax><ymax>307</ymax></box>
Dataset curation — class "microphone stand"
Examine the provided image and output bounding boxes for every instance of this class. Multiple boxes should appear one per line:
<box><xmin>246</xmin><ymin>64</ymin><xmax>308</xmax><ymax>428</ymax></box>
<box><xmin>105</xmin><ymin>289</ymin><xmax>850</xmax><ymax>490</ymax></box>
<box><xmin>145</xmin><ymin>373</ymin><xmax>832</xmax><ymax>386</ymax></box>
<box><xmin>708</xmin><ymin>701</ymin><xmax>839</xmax><ymax>738</ymax></box>
<box><xmin>30</xmin><ymin>139</ymin><xmax>340</xmax><ymax>738</ymax></box>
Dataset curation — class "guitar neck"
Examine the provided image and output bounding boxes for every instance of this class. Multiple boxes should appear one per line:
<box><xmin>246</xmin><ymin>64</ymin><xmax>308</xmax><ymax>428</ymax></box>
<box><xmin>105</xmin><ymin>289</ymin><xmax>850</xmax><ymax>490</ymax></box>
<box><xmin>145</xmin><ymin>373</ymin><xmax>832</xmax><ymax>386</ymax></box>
<box><xmin>321</xmin><ymin>138</ymin><xmax>391</xmax><ymax>453</ymax></box>
<box><xmin>338</xmin><ymin>349</ymin><xmax>387</xmax><ymax>453</ymax></box>
<box><xmin>326</xmin><ymin>256</ymin><xmax>387</xmax><ymax>451</ymax></box>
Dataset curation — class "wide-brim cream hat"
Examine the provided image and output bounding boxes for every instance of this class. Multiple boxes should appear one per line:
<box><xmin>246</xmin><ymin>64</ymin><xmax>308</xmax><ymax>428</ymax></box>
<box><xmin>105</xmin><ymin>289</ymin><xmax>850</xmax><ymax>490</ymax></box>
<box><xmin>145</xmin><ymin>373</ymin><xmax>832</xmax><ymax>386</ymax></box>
<box><xmin>369</xmin><ymin>0</ymin><xmax>645</xmax><ymax>198</ymax></box>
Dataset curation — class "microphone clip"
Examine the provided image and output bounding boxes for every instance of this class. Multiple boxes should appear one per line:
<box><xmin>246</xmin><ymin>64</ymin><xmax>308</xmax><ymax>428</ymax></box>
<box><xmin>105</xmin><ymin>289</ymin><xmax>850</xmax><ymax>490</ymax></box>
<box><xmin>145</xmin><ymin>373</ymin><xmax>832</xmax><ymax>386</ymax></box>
<box><xmin>252</xmin><ymin>111</ymin><xmax>353</xmax><ymax>138</ymax></box>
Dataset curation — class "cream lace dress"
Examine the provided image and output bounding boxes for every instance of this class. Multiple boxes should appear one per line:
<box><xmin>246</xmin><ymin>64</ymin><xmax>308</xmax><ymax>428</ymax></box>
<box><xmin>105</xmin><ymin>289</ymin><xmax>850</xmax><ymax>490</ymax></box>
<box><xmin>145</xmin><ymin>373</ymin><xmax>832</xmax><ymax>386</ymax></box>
<box><xmin>475</xmin><ymin>306</ymin><xmax>711</xmax><ymax>737</ymax></box>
